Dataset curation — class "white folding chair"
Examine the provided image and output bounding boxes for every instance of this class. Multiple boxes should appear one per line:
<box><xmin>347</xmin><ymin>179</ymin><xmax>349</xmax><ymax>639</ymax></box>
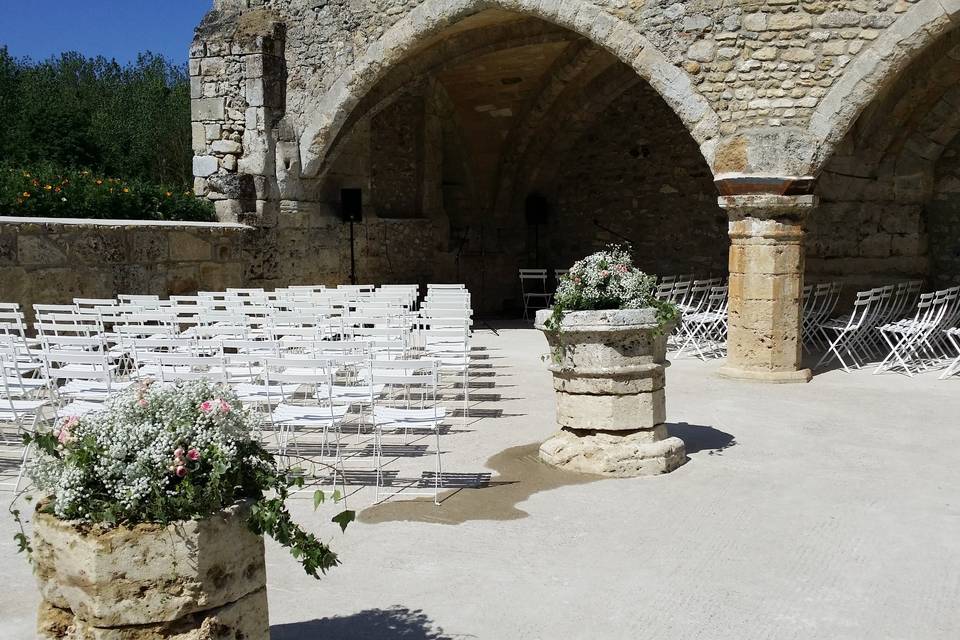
<box><xmin>0</xmin><ymin>342</ymin><xmax>48</xmax><ymax>491</ymax></box>
<box><xmin>369</xmin><ymin>358</ymin><xmax>446</xmax><ymax>504</ymax></box>
<box><xmin>519</xmin><ymin>269</ymin><xmax>552</xmax><ymax>321</ymax></box>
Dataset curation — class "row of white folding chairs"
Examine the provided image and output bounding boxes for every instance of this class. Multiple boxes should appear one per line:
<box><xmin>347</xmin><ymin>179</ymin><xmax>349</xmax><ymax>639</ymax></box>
<box><xmin>873</xmin><ymin>286</ymin><xmax>960</xmax><ymax>376</ymax></box>
<box><xmin>814</xmin><ymin>281</ymin><xmax>925</xmax><ymax>372</ymax></box>
<box><xmin>125</xmin><ymin>339</ymin><xmax>451</xmax><ymax>502</ymax></box>
<box><xmin>815</xmin><ymin>281</ymin><xmax>951</xmax><ymax>373</ymax></box>
<box><xmin>673</xmin><ymin>285</ymin><xmax>729</xmax><ymax>361</ymax></box>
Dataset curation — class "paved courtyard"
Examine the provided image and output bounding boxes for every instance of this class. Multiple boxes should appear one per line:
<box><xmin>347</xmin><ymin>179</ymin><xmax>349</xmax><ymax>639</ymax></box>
<box><xmin>3</xmin><ymin>324</ymin><xmax>959</xmax><ymax>639</ymax></box>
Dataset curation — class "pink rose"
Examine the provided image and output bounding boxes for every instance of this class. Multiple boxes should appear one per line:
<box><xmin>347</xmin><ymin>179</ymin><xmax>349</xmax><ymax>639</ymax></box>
<box><xmin>173</xmin><ymin>447</ymin><xmax>184</xmax><ymax>459</ymax></box>
<box><xmin>200</xmin><ymin>400</ymin><xmax>214</xmax><ymax>414</ymax></box>
<box><xmin>175</xmin><ymin>465</ymin><xmax>187</xmax><ymax>478</ymax></box>
<box><xmin>219</xmin><ymin>399</ymin><xmax>231</xmax><ymax>414</ymax></box>
<box><xmin>137</xmin><ymin>397</ymin><xmax>148</xmax><ymax>408</ymax></box>
<box><xmin>600</xmin><ymin>270</ymin><xmax>610</xmax><ymax>278</ymax></box>
<box><xmin>57</xmin><ymin>417</ymin><xmax>78</xmax><ymax>444</ymax></box>
<box><xmin>186</xmin><ymin>448</ymin><xmax>200</xmax><ymax>461</ymax></box>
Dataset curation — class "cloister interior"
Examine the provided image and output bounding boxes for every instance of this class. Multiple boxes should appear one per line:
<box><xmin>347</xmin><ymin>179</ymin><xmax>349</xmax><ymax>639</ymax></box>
<box><xmin>287</xmin><ymin>9</ymin><xmax>960</xmax><ymax>313</ymax></box>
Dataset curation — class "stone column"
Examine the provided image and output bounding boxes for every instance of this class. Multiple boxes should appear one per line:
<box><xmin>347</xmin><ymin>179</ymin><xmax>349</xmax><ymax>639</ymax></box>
<box><xmin>718</xmin><ymin>194</ymin><xmax>816</xmax><ymax>383</ymax></box>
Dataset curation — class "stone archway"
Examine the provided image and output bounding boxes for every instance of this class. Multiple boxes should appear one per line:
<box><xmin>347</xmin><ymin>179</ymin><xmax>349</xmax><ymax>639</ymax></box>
<box><xmin>807</xmin><ymin>0</ymin><xmax>960</xmax><ymax>176</ymax></box>
<box><xmin>304</xmin><ymin>8</ymin><xmax>728</xmax><ymax>314</ymax></box>
<box><xmin>810</xmin><ymin>26</ymin><xmax>960</xmax><ymax>295</ymax></box>
<box><xmin>296</xmin><ymin>0</ymin><xmax>722</xmax><ymax>179</ymax></box>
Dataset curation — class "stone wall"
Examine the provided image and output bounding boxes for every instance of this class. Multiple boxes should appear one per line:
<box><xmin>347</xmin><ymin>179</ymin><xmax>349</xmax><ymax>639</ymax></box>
<box><xmin>0</xmin><ymin>218</ymin><xmax>248</xmax><ymax>320</ymax></box>
<box><xmin>547</xmin><ymin>80</ymin><xmax>727</xmax><ymax>277</ymax></box>
<box><xmin>926</xmin><ymin>136</ymin><xmax>960</xmax><ymax>288</ymax></box>
<box><xmin>809</xmin><ymin>171</ymin><xmax>928</xmax><ymax>290</ymax></box>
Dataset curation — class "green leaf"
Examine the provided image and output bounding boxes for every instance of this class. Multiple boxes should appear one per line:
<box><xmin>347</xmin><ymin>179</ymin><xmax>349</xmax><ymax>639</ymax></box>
<box><xmin>312</xmin><ymin>490</ymin><xmax>325</xmax><ymax>511</ymax></box>
<box><xmin>331</xmin><ymin>490</ymin><xmax>342</xmax><ymax>504</ymax></box>
<box><xmin>331</xmin><ymin>509</ymin><xmax>355</xmax><ymax>533</ymax></box>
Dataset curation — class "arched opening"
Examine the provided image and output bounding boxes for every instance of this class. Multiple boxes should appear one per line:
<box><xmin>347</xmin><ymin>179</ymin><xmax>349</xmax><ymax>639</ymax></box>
<box><xmin>811</xmin><ymin>25</ymin><xmax>960</xmax><ymax>293</ymax></box>
<box><xmin>298</xmin><ymin>9</ymin><xmax>725</xmax><ymax>312</ymax></box>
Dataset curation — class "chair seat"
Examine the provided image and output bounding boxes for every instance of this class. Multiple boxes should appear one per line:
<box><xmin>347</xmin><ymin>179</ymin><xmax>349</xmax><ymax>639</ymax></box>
<box><xmin>0</xmin><ymin>399</ymin><xmax>47</xmax><ymax>419</ymax></box>
<box><xmin>57</xmin><ymin>400</ymin><xmax>105</xmax><ymax>418</ymax></box>
<box><xmin>232</xmin><ymin>382</ymin><xmax>294</xmax><ymax>403</ymax></box>
<box><xmin>374</xmin><ymin>406</ymin><xmax>447</xmax><ymax>425</ymax></box>
<box><xmin>271</xmin><ymin>403</ymin><xmax>348</xmax><ymax>425</ymax></box>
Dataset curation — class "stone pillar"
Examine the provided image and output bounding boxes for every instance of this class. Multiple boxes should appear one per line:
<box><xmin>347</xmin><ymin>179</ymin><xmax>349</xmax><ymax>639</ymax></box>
<box><xmin>718</xmin><ymin>194</ymin><xmax>816</xmax><ymax>383</ymax></box>
<box><xmin>190</xmin><ymin>11</ymin><xmax>285</xmax><ymax>224</ymax></box>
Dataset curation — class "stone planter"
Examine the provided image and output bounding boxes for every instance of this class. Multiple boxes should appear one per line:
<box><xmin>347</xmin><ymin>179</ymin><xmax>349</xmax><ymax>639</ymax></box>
<box><xmin>33</xmin><ymin>502</ymin><xmax>269</xmax><ymax>640</ymax></box>
<box><xmin>535</xmin><ymin>308</ymin><xmax>686</xmax><ymax>476</ymax></box>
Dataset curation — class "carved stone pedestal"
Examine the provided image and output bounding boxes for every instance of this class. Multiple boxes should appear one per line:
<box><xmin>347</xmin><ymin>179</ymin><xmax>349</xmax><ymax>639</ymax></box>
<box><xmin>535</xmin><ymin>309</ymin><xmax>686</xmax><ymax>477</ymax></box>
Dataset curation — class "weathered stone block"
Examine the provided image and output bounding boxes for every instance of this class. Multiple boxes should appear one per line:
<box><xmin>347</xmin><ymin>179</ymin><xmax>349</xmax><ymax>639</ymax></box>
<box><xmin>556</xmin><ymin>388</ymin><xmax>666</xmax><ymax>431</ymax></box>
<box><xmin>191</xmin><ymin>97</ymin><xmax>225</xmax><ymax>121</ymax></box>
<box><xmin>33</xmin><ymin>503</ymin><xmax>266</xmax><ymax>629</ymax></box>
<box><xmin>169</xmin><ymin>232</ymin><xmax>213</xmax><ymax>262</ymax></box>
<box><xmin>192</xmin><ymin>155</ymin><xmax>219</xmax><ymax>178</ymax></box>
<box><xmin>539</xmin><ymin>429</ymin><xmax>686</xmax><ymax>477</ymax></box>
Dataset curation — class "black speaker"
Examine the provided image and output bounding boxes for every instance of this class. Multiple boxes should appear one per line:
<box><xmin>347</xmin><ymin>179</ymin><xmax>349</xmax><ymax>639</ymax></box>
<box><xmin>340</xmin><ymin>188</ymin><xmax>363</xmax><ymax>223</ymax></box>
<box><xmin>525</xmin><ymin>193</ymin><xmax>550</xmax><ymax>226</ymax></box>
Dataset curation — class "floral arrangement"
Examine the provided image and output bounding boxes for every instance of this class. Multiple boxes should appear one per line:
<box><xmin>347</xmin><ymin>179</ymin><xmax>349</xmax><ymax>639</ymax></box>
<box><xmin>0</xmin><ymin>164</ymin><xmax>215</xmax><ymax>222</ymax></box>
<box><xmin>544</xmin><ymin>244</ymin><xmax>678</xmax><ymax>333</ymax></box>
<box><xmin>12</xmin><ymin>380</ymin><xmax>351</xmax><ymax>578</ymax></box>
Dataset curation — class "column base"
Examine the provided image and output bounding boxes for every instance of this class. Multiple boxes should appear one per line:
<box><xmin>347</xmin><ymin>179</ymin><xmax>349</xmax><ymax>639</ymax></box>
<box><xmin>718</xmin><ymin>365</ymin><xmax>812</xmax><ymax>384</ymax></box>
<box><xmin>539</xmin><ymin>429</ymin><xmax>686</xmax><ymax>477</ymax></box>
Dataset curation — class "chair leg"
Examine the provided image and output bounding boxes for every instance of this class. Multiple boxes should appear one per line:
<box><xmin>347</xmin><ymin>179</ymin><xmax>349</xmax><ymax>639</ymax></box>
<box><xmin>434</xmin><ymin>427</ymin><xmax>443</xmax><ymax>506</ymax></box>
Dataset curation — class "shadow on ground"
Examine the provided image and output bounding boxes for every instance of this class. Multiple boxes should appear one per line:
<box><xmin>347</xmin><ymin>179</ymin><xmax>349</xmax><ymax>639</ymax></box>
<box><xmin>271</xmin><ymin>606</ymin><xmax>467</xmax><ymax>640</ymax></box>
<box><xmin>668</xmin><ymin>422</ymin><xmax>737</xmax><ymax>455</ymax></box>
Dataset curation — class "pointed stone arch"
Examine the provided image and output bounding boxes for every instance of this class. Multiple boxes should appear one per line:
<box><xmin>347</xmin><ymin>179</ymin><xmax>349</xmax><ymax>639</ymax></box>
<box><xmin>297</xmin><ymin>0</ymin><xmax>721</xmax><ymax>178</ymax></box>
<box><xmin>807</xmin><ymin>0</ymin><xmax>960</xmax><ymax>175</ymax></box>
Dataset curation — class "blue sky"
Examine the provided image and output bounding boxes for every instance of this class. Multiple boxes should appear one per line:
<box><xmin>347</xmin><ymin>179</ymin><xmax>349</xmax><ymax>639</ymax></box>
<box><xmin>0</xmin><ymin>1</ymin><xmax>212</xmax><ymax>65</ymax></box>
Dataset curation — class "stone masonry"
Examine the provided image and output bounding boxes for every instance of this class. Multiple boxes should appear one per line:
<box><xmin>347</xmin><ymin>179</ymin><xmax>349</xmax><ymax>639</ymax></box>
<box><xmin>185</xmin><ymin>0</ymin><xmax>960</xmax><ymax>381</ymax></box>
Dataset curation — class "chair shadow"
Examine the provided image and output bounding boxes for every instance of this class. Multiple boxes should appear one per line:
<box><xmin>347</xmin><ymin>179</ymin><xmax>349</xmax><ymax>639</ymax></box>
<box><xmin>667</xmin><ymin>422</ymin><xmax>737</xmax><ymax>455</ymax></box>
<box><xmin>271</xmin><ymin>606</ymin><xmax>461</xmax><ymax>640</ymax></box>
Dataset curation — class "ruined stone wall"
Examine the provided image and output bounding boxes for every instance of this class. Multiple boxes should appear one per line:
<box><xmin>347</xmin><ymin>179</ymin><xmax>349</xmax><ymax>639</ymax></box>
<box><xmin>926</xmin><ymin>137</ymin><xmax>960</xmax><ymax>288</ymax></box>
<box><xmin>809</xmin><ymin>169</ymin><xmax>928</xmax><ymax>290</ymax></box>
<box><xmin>0</xmin><ymin>218</ymin><xmax>248</xmax><ymax>320</ymax></box>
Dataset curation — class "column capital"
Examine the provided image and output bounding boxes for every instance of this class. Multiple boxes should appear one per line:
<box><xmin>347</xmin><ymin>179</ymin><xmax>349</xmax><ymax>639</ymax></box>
<box><xmin>718</xmin><ymin>194</ymin><xmax>818</xmax><ymax>219</ymax></box>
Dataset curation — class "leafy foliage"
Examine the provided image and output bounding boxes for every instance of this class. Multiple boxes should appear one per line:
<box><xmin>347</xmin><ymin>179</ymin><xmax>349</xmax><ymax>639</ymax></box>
<box><xmin>0</xmin><ymin>165</ymin><xmax>215</xmax><ymax>221</ymax></box>
<box><xmin>20</xmin><ymin>380</ymin><xmax>352</xmax><ymax>578</ymax></box>
<box><xmin>545</xmin><ymin>244</ymin><xmax>679</xmax><ymax>334</ymax></box>
<box><xmin>0</xmin><ymin>48</ymin><xmax>192</xmax><ymax>186</ymax></box>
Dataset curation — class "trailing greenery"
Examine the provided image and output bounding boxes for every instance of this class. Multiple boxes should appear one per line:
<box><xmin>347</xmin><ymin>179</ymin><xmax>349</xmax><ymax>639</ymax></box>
<box><xmin>0</xmin><ymin>48</ymin><xmax>192</xmax><ymax>186</ymax></box>
<box><xmin>544</xmin><ymin>244</ymin><xmax>679</xmax><ymax>334</ymax></box>
<box><xmin>0</xmin><ymin>164</ymin><xmax>215</xmax><ymax>222</ymax></box>
<box><xmin>13</xmin><ymin>380</ymin><xmax>352</xmax><ymax>578</ymax></box>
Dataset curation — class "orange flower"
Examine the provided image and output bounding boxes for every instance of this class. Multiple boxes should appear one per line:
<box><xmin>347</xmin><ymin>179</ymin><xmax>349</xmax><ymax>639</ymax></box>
<box><xmin>95</xmin><ymin>179</ymin><xmax>103</xmax><ymax>185</ymax></box>
<box><xmin>22</xmin><ymin>192</ymin><xmax>30</xmax><ymax>198</ymax></box>
<box><xmin>164</xmin><ymin>191</ymin><xmax>172</xmax><ymax>197</ymax></box>
<box><xmin>54</xmin><ymin>187</ymin><xmax>61</xmax><ymax>193</ymax></box>
<box><xmin>44</xmin><ymin>185</ymin><xmax>52</xmax><ymax>191</ymax></box>
<box><xmin>122</xmin><ymin>187</ymin><xmax>130</xmax><ymax>193</ymax></box>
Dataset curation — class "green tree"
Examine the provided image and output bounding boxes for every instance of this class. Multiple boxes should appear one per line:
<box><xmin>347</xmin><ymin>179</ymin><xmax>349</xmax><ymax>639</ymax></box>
<box><xmin>0</xmin><ymin>48</ymin><xmax>193</xmax><ymax>187</ymax></box>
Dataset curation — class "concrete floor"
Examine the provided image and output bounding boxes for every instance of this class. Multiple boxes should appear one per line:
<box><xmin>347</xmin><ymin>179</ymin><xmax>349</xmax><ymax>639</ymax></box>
<box><xmin>3</xmin><ymin>324</ymin><xmax>960</xmax><ymax>639</ymax></box>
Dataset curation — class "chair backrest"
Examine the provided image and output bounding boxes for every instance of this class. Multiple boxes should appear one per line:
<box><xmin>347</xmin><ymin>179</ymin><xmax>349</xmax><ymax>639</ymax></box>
<box><xmin>155</xmin><ymin>353</ymin><xmax>229</xmax><ymax>383</ymax></box>
<box><xmin>43</xmin><ymin>350</ymin><xmax>113</xmax><ymax>383</ymax></box>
